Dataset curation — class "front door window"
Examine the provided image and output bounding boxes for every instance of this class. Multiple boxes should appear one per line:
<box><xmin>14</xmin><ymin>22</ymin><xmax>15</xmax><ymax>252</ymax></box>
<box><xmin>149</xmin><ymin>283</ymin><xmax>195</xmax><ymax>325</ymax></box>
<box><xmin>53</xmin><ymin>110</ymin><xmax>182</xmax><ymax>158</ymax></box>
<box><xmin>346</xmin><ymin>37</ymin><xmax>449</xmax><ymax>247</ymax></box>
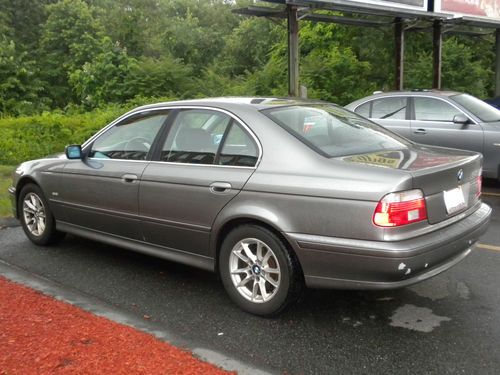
<box><xmin>90</xmin><ymin>112</ymin><xmax>168</xmax><ymax>160</ymax></box>
<box><xmin>414</xmin><ymin>98</ymin><xmax>462</xmax><ymax>122</ymax></box>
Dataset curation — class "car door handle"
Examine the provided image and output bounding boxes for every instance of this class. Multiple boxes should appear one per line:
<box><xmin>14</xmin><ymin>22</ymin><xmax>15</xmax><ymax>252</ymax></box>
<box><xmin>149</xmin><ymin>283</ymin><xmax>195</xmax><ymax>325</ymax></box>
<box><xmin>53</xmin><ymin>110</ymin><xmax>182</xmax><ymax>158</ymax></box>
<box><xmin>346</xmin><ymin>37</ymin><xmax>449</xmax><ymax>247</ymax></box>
<box><xmin>210</xmin><ymin>182</ymin><xmax>232</xmax><ymax>194</ymax></box>
<box><xmin>121</xmin><ymin>173</ymin><xmax>138</xmax><ymax>183</ymax></box>
<box><xmin>413</xmin><ymin>128</ymin><xmax>427</xmax><ymax>135</ymax></box>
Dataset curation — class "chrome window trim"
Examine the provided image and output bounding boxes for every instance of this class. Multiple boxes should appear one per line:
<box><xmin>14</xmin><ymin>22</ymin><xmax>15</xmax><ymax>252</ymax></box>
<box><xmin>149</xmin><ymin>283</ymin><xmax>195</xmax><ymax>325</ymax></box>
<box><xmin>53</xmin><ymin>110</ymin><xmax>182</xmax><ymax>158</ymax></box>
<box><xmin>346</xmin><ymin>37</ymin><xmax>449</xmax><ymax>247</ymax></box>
<box><xmin>148</xmin><ymin>160</ymin><xmax>256</xmax><ymax>169</ymax></box>
<box><xmin>85</xmin><ymin>158</ymin><xmax>149</xmax><ymax>164</ymax></box>
<box><xmin>84</xmin><ymin>157</ymin><xmax>256</xmax><ymax>170</ymax></box>
<box><xmin>83</xmin><ymin>105</ymin><xmax>263</xmax><ymax>169</ymax></box>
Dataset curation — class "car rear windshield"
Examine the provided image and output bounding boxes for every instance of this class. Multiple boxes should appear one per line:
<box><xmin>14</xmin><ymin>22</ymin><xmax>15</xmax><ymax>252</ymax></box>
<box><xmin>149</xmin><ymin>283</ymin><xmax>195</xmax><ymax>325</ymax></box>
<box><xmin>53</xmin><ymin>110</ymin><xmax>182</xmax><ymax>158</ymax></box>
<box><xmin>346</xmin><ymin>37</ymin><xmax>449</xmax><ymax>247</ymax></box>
<box><xmin>451</xmin><ymin>93</ymin><xmax>500</xmax><ymax>122</ymax></box>
<box><xmin>262</xmin><ymin>104</ymin><xmax>409</xmax><ymax>158</ymax></box>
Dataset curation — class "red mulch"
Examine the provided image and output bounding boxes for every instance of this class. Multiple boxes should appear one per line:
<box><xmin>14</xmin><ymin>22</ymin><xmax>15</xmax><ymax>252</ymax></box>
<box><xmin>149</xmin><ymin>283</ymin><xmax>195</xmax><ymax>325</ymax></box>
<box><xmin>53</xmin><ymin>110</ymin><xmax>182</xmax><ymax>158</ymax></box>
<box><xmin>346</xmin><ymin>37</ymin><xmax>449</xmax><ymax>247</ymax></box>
<box><xmin>0</xmin><ymin>276</ymin><xmax>233</xmax><ymax>375</ymax></box>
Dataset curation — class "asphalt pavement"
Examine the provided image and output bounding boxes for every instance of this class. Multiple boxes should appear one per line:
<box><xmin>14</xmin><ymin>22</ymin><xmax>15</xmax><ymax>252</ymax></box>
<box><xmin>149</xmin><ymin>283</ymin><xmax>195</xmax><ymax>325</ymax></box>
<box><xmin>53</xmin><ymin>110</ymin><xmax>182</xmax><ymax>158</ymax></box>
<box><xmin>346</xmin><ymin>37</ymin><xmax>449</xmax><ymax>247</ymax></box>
<box><xmin>1</xmin><ymin>181</ymin><xmax>500</xmax><ymax>374</ymax></box>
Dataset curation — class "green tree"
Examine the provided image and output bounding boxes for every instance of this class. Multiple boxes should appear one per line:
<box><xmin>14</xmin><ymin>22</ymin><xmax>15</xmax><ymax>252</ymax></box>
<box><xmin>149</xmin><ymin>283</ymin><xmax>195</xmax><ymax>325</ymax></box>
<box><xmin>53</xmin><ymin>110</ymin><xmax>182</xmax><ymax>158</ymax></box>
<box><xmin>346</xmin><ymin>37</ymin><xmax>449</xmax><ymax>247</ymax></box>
<box><xmin>0</xmin><ymin>0</ymin><xmax>56</xmax><ymax>50</ymax></box>
<box><xmin>124</xmin><ymin>55</ymin><xmax>194</xmax><ymax>99</ymax></box>
<box><xmin>405</xmin><ymin>35</ymin><xmax>494</xmax><ymax>98</ymax></box>
<box><xmin>39</xmin><ymin>0</ymin><xmax>106</xmax><ymax>107</ymax></box>
<box><xmin>94</xmin><ymin>0</ymin><xmax>166</xmax><ymax>57</ymax></box>
<box><xmin>69</xmin><ymin>39</ymin><xmax>136</xmax><ymax>109</ymax></box>
<box><xmin>0</xmin><ymin>39</ymin><xmax>45</xmax><ymax>116</ymax></box>
<box><xmin>219</xmin><ymin>18</ymin><xmax>282</xmax><ymax>77</ymax></box>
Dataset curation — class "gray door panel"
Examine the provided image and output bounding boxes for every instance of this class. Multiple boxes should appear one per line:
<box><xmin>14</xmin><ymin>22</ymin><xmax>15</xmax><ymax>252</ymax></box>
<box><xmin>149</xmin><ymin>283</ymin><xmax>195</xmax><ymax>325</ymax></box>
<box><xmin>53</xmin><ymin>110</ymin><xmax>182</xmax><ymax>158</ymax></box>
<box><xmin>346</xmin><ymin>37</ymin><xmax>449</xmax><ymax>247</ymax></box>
<box><xmin>410</xmin><ymin>96</ymin><xmax>484</xmax><ymax>154</ymax></box>
<box><xmin>139</xmin><ymin>164</ymin><xmax>254</xmax><ymax>256</ymax></box>
<box><xmin>61</xmin><ymin>159</ymin><xmax>147</xmax><ymax>239</ymax></box>
<box><xmin>410</xmin><ymin>120</ymin><xmax>484</xmax><ymax>154</ymax></box>
<box><xmin>59</xmin><ymin>110</ymin><xmax>169</xmax><ymax>239</ymax></box>
<box><xmin>375</xmin><ymin>118</ymin><xmax>412</xmax><ymax>138</ymax></box>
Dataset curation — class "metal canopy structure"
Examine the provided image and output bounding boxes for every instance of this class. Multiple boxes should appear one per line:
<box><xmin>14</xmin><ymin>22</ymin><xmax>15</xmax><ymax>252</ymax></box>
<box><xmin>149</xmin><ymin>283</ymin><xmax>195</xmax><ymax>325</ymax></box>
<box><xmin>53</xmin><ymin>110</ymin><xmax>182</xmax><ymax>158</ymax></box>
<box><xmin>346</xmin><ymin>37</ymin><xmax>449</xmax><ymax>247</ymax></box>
<box><xmin>234</xmin><ymin>0</ymin><xmax>500</xmax><ymax>97</ymax></box>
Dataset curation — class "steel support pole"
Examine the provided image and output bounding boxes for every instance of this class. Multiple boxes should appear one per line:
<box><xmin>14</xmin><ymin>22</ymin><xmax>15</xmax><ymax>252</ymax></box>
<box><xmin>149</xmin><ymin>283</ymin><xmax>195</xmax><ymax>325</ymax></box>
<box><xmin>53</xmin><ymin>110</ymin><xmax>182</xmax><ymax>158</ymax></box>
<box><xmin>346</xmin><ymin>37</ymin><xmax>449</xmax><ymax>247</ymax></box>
<box><xmin>395</xmin><ymin>18</ymin><xmax>404</xmax><ymax>90</ymax></box>
<box><xmin>495</xmin><ymin>29</ymin><xmax>500</xmax><ymax>96</ymax></box>
<box><xmin>433</xmin><ymin>20</ymin><xmax>442</xmax><ymax>90</ymax></box>
<box><xmin>287</xmin><ymin>5</ymin><xmax>299</xmax><ymax>97</ymax></box>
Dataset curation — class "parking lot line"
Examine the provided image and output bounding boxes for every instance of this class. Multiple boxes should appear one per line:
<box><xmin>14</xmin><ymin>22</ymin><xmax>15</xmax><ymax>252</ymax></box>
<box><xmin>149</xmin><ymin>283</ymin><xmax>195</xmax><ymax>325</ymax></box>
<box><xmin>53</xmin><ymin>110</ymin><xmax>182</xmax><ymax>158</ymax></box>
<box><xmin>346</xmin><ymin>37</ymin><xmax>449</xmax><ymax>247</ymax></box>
<box><xmin>477</xmin><ymin>243</ymin><xmax>500</xmax><ymax>252</ymax></box>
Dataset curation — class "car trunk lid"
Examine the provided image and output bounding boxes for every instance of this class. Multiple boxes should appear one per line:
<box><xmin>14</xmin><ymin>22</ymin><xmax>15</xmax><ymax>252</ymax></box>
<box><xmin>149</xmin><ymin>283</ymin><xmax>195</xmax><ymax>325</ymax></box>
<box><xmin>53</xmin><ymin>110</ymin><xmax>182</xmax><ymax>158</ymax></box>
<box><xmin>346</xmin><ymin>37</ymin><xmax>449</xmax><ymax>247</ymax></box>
<box><xmin>408</xmin><ymin>147</ymin><xmax>482</xmax><ymax>224</ymax></box>
<box><xmin>339</xmin><ymin>144</ymin><xmax>482</xmax><ymax>224</ymax></box>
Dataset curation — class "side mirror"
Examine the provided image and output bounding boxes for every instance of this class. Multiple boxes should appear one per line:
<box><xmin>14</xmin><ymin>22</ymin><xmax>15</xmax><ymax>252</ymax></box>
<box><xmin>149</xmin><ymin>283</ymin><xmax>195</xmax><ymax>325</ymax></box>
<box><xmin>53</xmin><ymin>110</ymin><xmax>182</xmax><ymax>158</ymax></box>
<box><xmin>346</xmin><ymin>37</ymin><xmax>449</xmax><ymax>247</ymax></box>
<box><xmin>453</xmin><ymin>114</ymin><xmax>470</xmax><ymax>125</ymax></box>
<box><xmin>65</xmin><ymin>145</ymin><xmax>83</xmax><ymax>160</ymax></box>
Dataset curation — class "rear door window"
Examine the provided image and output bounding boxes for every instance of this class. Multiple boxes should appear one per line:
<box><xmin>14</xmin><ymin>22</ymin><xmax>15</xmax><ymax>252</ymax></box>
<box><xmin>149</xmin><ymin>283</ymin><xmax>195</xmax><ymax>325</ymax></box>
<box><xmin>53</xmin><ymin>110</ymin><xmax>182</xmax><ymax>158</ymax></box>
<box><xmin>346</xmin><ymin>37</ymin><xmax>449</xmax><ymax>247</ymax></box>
<box><xmin>371</xmin><ymin>97</ymin><xmax>407</xmax><ymax>120</ymax></box>
<box><xmin>354</xmin><ymin>102</ymin><xmax>371</xmax><ymax>117</ymax></box>
<box><xmin>160</xmin><ymin>109</ymin><xmax>232</xmax><ymax>164</ymax></box>
<box><xmin>218</xmin><ymin>123</ymin><xmax>258</xmax><ymax>167</ymax></box>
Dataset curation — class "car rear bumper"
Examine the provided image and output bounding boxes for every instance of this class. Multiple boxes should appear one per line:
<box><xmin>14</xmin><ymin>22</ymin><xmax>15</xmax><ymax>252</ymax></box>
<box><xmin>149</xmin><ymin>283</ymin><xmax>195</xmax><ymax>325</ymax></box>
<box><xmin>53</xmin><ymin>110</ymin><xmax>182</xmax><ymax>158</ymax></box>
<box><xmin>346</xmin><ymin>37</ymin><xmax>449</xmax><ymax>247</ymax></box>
<box><xmin>285</xmin><ymin>202</ymin><xmax>491</xmax><ymax>289</ymax></box>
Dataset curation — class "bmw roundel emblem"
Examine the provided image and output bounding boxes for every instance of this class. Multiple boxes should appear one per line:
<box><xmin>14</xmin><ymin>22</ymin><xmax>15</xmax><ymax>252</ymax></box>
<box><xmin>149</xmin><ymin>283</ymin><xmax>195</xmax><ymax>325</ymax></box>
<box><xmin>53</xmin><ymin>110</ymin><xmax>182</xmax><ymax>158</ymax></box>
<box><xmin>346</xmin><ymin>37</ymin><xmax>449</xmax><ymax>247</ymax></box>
<box><xmin>457</xmin><ymin>169</ymin><xmax>464</xmax><ymax>181</ymax></box>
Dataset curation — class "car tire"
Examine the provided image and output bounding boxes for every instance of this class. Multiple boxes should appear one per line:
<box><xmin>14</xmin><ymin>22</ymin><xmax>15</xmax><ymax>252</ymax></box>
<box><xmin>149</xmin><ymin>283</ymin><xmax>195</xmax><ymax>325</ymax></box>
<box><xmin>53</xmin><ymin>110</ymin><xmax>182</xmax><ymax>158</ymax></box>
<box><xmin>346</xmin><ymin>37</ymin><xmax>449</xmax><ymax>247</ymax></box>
<box><xmin>18</xmin><ymin>183</ymin><xmax>65</xmax><ymax>246</ymax></box>
<box><xmin>219</xmin><ymin>224</ymin><xmax>303</xmax><ymax>316</ymax></box>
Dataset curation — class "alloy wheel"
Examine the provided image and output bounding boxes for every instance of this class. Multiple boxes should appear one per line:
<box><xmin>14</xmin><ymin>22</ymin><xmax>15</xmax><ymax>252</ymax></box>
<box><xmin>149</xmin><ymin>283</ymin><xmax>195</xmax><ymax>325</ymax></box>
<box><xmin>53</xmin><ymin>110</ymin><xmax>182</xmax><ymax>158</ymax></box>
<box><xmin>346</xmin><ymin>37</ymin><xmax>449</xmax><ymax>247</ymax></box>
<box><xmin>229</xmin><ymin>238</ymin><xmax>281</xmax><ymax>303</ymax></box>
<box><xmin>22</xmin><ymin>192</ymin><xmax>46</xmax><ymax>237</ymax></box>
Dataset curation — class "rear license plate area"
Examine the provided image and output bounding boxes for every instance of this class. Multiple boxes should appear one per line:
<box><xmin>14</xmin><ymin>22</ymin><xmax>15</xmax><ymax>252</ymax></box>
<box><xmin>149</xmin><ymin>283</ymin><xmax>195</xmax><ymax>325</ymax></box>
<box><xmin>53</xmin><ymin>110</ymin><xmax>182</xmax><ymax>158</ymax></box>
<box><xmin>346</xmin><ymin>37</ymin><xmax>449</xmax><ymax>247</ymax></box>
<box><xmin>443</xmin><ymin>186</ymin><xmax>466</xmax><ymax>214</ymax></box>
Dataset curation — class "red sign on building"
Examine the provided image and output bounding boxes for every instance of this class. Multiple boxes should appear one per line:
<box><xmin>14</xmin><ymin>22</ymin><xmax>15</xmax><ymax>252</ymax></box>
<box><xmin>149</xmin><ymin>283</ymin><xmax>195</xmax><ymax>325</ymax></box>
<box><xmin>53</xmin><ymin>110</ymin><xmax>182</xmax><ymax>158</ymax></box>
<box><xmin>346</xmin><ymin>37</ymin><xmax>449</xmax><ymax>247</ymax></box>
<box><xmin>438</xmin><ymin>0</ymin><xmax>500</xmax><ymax>18</ymax></box>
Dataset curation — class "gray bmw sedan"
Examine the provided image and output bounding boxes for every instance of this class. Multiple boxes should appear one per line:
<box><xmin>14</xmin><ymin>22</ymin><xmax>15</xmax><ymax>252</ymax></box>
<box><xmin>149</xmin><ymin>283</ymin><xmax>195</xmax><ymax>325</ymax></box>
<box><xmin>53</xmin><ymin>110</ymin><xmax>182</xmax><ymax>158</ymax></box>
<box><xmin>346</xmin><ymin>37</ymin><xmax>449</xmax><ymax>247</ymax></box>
<box><xmin>9</xmin><ymin>98</ymin><xmax>491</xmax><ymax>316</ymax></box>
<box><xmin>346</xmin><ymin>90</ymin><xmax>500</xmax><ymax>180</ymax></box>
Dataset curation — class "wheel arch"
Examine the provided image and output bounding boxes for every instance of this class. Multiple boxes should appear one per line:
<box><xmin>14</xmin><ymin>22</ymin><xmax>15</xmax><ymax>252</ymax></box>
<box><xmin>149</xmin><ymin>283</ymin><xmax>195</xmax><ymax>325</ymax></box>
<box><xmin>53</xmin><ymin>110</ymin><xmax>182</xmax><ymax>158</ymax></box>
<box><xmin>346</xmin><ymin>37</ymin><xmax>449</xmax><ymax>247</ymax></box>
<box><xmin>14</xmin><ymin>176</ymin><xmax>39</xmax><ymax>218</ymax></box>
<box><xmin>212</xmin><ymin>216</ymin><xmax>301</xmax><ymax>276</ymax></box>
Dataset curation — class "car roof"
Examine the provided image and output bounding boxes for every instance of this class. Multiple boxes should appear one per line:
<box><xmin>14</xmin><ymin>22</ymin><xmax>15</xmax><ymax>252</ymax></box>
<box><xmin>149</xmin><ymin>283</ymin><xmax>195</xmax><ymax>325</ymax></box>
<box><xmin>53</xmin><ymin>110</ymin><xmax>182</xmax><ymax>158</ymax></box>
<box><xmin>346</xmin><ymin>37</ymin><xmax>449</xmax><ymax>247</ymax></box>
<box><xmin>366</xmin><ymin>89</ymin><xmax>461</xmax><ymax>98</ymax></box>
<box><xmin>132</xmin><ymin>97</ymin><xmax>328</xmax><ymax>112</ymax></box>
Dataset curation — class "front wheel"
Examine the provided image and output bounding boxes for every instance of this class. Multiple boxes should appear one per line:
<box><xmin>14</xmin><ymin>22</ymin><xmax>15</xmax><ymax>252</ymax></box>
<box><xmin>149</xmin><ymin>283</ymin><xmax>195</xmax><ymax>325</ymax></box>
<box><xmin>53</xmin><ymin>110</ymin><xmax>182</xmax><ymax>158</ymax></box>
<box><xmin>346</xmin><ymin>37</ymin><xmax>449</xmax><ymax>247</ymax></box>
<box><xmin>18</xmin><ymin>183</ymin><xmax>65</xmax><ymax>246</ymax></box>
<box><xmin>219</xmin><ymin>225</ymin><xmax>303</xmax><ymax>316</ymax></box>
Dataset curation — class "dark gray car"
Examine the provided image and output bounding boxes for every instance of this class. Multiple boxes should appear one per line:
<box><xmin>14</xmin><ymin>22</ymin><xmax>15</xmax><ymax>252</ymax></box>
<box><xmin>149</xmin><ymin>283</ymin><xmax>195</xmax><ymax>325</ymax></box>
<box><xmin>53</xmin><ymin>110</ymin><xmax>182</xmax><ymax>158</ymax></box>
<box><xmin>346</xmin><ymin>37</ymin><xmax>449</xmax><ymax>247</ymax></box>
<box><xmin>346</xmin><ymin>90</ymin><xmax>500</xmax><ymax>180</ymax></box>
<box><xmin>9</xmin><ymin>98</ymin><xmax>491</xmax><ymax>316</ymax></box>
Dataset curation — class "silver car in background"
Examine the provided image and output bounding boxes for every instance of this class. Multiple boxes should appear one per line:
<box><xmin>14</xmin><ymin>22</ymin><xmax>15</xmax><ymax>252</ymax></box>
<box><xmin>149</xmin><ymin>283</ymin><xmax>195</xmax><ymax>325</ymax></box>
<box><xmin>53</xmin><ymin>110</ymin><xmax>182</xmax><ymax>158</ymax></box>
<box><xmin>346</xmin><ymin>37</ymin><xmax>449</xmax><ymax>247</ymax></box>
<box><xmin>9</xmin><ymin>98</ymin><xmax>491</xmax><ymax>316</ymax></box>
<box><xmin>346</xmin><ymin>90</ymin><xmax>500</xmax><ymax>180</ymax></box>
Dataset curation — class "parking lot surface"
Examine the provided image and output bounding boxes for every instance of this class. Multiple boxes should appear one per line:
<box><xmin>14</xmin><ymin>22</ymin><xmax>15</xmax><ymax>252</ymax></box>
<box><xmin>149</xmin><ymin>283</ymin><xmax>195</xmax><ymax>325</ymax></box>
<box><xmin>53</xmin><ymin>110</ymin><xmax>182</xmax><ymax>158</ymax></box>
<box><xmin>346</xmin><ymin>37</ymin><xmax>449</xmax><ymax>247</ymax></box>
<box><xmin>1</xmin><ymin>180</ymin><xmax>500</xmax><ymax>374</ymax></box>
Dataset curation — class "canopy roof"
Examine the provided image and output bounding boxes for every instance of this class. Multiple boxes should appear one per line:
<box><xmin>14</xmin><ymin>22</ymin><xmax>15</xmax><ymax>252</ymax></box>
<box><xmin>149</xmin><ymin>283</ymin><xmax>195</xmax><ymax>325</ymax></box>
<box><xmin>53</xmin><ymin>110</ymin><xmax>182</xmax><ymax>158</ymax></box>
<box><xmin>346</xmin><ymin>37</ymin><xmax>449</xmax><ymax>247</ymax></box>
<box><xmin>239</xmin><ymin>0</ymin><xmax>500</xmax><ymax>30</ymax></box>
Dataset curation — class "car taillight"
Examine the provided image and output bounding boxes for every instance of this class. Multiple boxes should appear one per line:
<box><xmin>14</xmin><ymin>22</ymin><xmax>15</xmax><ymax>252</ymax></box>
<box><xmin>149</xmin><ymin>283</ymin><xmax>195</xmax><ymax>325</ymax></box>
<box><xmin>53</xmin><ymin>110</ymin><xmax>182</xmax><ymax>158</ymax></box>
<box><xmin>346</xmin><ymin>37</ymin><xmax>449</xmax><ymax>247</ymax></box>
<box><xmin>373</xmin><ymin>189</ymin><xmax>427</xmax><ymax>227</ymax></box>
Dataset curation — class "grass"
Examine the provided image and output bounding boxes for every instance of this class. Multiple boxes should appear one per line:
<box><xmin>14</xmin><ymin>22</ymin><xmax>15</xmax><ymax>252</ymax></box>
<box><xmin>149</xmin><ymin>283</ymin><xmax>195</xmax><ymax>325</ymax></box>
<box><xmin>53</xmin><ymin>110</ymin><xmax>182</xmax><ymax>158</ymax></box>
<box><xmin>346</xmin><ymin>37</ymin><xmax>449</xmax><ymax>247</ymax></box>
<box><xmin>0</xmin><ymin>165</ymin><xmax>15</xmax><ymax>218</ymax></box>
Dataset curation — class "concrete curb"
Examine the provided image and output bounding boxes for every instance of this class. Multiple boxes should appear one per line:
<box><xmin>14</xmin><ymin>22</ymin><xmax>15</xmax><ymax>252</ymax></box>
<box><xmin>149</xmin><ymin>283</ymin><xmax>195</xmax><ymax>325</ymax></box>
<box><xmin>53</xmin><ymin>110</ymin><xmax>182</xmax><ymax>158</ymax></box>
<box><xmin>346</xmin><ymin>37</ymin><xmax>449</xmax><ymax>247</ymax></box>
<box><xmin>0</xmin><ymin>259</ymin><xmax>275</xmax><ymax>375</ymax></box>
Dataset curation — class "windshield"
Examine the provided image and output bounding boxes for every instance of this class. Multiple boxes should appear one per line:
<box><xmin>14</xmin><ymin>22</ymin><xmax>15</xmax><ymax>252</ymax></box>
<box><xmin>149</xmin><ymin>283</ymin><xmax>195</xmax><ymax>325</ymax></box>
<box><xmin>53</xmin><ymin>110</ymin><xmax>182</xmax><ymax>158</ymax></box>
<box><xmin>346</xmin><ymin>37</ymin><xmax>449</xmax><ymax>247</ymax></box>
<box><xmin>451</xmin><ymin>93</ymin><xmax>500</xmax><ymax>122</ymax></box>
<box><xmin>263</xmin><ymin>104</ymin><xmax>410</xmax><ymax>158</ymax></box>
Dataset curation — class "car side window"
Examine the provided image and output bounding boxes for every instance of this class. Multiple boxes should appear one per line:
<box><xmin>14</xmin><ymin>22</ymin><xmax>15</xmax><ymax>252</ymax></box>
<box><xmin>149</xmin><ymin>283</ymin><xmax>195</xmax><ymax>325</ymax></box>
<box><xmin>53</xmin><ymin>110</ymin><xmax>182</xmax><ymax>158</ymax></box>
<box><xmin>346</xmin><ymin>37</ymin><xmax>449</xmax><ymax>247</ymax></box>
<box><xmin>414</xmin><ymin>98</ymin><xmax>462</xmax><ymax>122</ymax></box>
<box><xmin>218</xmin><ymin>123</ymin><xmax>258</xmax><ymax>167</ymax></box>
<box><xmin>89</xmin><ymin>112</ymin><xmax>168</xmax><ymax>160</ymax></box>
<box><xmin>354</xmin><ymin>102</ymin><xmax>371</xmax><ymax>117</ymax></box>
<box><xmin>371</xmin><ymin>97</ymin><xmax>407</xmax><ymax>120</ymax></box>
<box><xmin>161</xmin><ymin>109</ymin><xmax>232</xmax><ymax>164</ymax></box>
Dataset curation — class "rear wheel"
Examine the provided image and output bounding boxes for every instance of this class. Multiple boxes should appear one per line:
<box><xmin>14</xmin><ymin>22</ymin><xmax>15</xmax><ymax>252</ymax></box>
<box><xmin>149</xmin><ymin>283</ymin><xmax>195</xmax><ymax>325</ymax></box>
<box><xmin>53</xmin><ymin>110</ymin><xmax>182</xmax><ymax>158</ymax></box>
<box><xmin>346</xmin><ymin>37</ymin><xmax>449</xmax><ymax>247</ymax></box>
<box><xmin>18</xmin><ymin>184</ymin><xmax>65</xmax><ymax>246</ymax></box>
<box><xmin>219</xmin><ymin>225</ymin><xmax>303</xmax><ymax>316</ymax></box>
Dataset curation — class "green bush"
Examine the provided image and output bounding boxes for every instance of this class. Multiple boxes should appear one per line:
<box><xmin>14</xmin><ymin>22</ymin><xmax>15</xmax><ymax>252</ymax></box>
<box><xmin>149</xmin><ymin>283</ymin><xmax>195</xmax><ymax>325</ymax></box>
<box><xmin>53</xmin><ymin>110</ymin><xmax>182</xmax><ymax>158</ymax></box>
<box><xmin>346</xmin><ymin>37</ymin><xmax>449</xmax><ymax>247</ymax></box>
<box><xmin>0</xmin><ymin>97</ymin><xmax>180</xmax><ymax>165</ymax></box>
<box><xmin>0</xmin><ymin>165</ymin><xmax>14</xmax><ymax>217</ymax></box>
<box><xmin>0</xmin><ymin>106</ymin><xmax>125</xmax><ymax>165</ymax></box>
